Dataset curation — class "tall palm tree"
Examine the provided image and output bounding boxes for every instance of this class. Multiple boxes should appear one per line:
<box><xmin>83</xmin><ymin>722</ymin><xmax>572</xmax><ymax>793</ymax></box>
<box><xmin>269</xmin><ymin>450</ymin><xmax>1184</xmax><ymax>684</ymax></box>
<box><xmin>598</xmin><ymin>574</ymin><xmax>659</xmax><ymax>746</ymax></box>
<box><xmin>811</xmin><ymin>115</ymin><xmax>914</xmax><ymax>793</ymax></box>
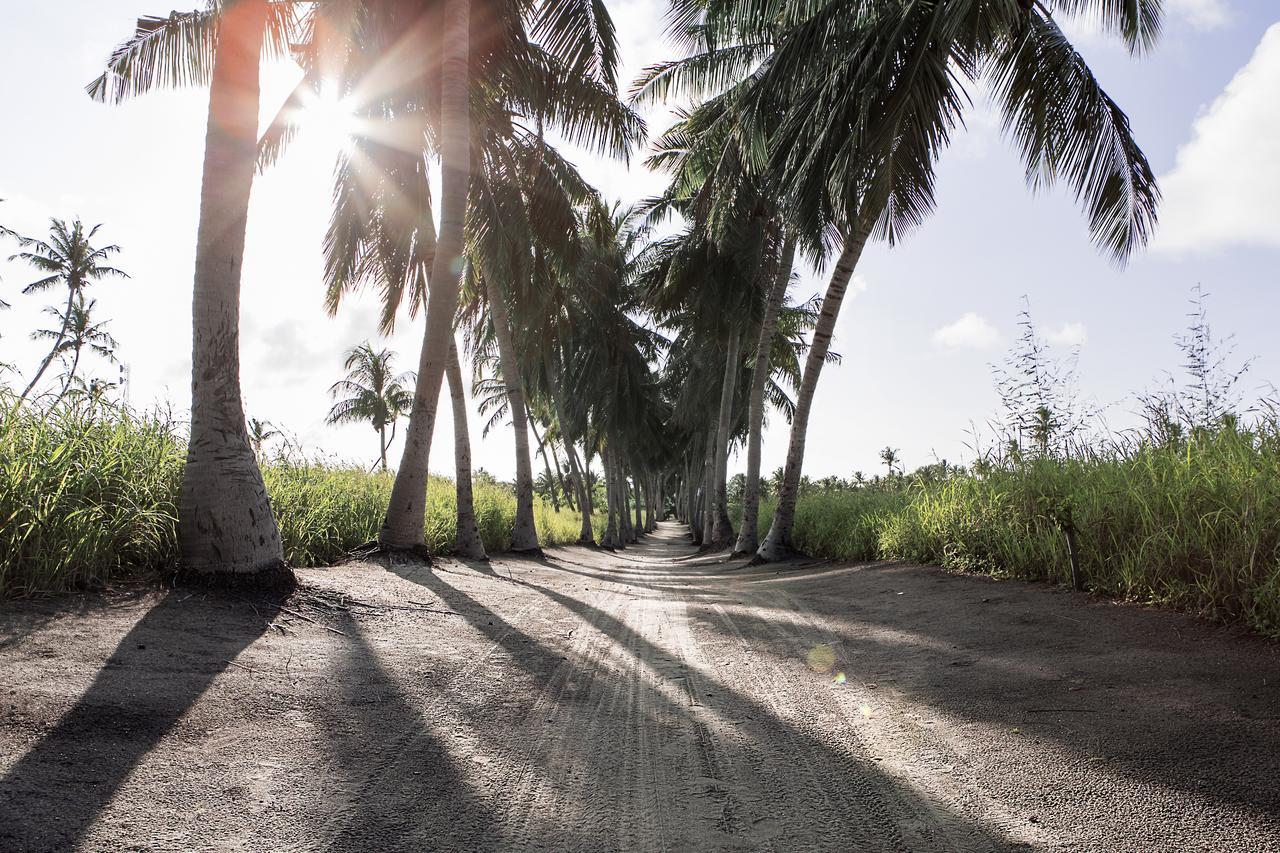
<box><xmin>93</xmin><ymin>1</ymin><xmax>300</xmax><ymax>583</ymax></box>
<box><xmin>326</xmin><ymin>342</ymin><xmax>415</xmax><ymax>472</ymax></box>
<box><xmin>6</xmin><ymin>219</ymin><xmax>127</xmax><ymax>403</ymax></box>
<box><xmin>267</xmin><ymin>1</ymin><xmax>642</xmax><ymax>554</ymax></box>
<box><xmin>30</xmin><ymin>295</ymin><xmax>120</xmax><ymax>400</ymax></box>
<box><xmin>643</xmin><ymin>0</ymin><xmax>1162</xmax><ymax>560</ymax></box>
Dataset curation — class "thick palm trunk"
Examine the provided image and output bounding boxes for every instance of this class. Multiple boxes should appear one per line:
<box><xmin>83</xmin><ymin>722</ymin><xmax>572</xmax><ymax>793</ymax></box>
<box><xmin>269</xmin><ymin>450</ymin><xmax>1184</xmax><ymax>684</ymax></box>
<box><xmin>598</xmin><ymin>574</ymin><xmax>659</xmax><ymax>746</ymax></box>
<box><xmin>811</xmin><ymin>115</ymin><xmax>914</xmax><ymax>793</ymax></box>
<box><xmin>20</xmin><ymin>289</ymin><xmax>75</xmax><ymax>403</ymax></box>
<box><xmin>484</xmin><ymin>277</ymin><xmax>540</xmax><ymax>552</ymax></box>
<box><xmin>380</xmin><ymin>0</ymin><xmax>470</xmax><ymax>550</ymax></box>
<box><xmin>178</xmin><ymin>0</ymin><xmax>287</xmax><ymax>583</ymax></box>
<box><xmin>447</xmin><ymin>339</ymin><xmax>486</xmax><ymax>560</ymax></box>
<box><xmin>757</xmin><ymin>221</ymin><xmax>873</xmax><ymax>562</ymax></box>
<box><xmin>711</xmin><ymin>330</ymin><xmax>742</xmax><ymax>546</ymax></box>
<box><xmin>735</xmin><ymin>237</ymin><xmax>796</xmax><ymax>554</ymax></box>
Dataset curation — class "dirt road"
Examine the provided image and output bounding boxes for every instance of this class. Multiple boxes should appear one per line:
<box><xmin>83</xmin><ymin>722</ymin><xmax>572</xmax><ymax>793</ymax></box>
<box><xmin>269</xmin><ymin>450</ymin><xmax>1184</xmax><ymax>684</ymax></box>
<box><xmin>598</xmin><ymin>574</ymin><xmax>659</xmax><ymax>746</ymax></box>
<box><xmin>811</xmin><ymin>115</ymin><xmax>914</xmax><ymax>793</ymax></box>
<box><xmin>3</xmin><ymin>522</ymin><xmax>1280</xmax><ymax>851</ymax></box>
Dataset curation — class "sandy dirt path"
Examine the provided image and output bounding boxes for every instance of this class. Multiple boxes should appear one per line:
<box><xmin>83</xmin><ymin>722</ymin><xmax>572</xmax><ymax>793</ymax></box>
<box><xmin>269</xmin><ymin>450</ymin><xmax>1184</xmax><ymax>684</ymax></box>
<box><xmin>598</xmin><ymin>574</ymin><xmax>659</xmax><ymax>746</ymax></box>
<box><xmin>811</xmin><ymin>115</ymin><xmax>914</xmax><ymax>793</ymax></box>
<box><xmin>3</xmin><ymin>521</ymin><xmax>1280</xmax><ymax>851</ymax></box>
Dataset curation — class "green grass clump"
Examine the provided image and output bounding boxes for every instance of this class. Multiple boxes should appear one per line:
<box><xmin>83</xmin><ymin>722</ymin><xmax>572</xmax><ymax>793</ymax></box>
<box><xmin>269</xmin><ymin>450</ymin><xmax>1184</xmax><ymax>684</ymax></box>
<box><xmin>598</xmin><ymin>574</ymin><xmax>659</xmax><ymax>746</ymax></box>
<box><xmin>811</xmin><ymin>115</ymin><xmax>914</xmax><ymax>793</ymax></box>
<box><xmin>0</xmin><ymin>398</ymin><xmax>183</xmax><ymax>597</ymax></box>
<box><xmin>1</xmin><ymin>398</ymin><xmax>594</xmax><ymax>597</ymax></box>
<box><xmin>782</xmin><ymin>428</ymin><xmax>1280</xmax><ymax>636</ymax></box>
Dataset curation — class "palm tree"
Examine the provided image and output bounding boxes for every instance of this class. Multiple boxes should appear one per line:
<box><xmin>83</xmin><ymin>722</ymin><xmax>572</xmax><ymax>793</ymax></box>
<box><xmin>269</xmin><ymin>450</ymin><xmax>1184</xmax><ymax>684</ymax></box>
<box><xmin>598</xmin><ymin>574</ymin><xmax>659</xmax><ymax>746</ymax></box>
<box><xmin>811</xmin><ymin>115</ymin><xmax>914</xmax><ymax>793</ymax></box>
<box><xmin>6</xmin><ymin>219</ymin><xmax>127</xmax><ymax>403</ymax></box>
<box><xmin>248</xmin><ymin>418</ymin><xmax>279</xmax><ymax>459</ymax></box>
<box><xmin>643</xmin><ymin>0</ymin><xmax>1162</xmax><ymax>560</ymax></box>
<box><xmin>30</xmin><ymin>295</ymin><xmax>120</xmax><ymax>400</ymax></box>
<box><xmin>92</xmin><ymin>2</ymin><xmax>300</xmax><ymax>583</ymax></box>
<box><xmin>445</xmin><ymin>339</ymin><xmax>487</xmax><ymax>560</ymax></box>
<box><xmin>326</xmin><ymin>342</ymin><xmax>415</xmax><ymax>472</ymax></box>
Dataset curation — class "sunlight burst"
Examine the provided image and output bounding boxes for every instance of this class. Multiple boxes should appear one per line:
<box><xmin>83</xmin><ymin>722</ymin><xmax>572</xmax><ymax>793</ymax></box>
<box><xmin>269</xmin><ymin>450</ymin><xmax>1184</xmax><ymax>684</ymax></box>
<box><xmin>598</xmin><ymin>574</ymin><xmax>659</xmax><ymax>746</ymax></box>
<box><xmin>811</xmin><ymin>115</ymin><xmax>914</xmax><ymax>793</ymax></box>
<box><xmin>300</xmin><ymin>86</ymin><xmax>360</xmax><ymax>152</ymax></box>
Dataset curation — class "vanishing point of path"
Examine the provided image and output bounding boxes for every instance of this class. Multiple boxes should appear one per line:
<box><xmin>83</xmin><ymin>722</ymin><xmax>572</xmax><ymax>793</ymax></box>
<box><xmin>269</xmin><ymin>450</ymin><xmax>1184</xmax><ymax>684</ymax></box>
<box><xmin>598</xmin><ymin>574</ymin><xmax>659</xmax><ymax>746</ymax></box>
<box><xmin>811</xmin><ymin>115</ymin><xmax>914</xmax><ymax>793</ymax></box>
<box><xmin>3</xmin><ymin>522</ymin><xmax>1280</xmax><ymax>851</ymax></box>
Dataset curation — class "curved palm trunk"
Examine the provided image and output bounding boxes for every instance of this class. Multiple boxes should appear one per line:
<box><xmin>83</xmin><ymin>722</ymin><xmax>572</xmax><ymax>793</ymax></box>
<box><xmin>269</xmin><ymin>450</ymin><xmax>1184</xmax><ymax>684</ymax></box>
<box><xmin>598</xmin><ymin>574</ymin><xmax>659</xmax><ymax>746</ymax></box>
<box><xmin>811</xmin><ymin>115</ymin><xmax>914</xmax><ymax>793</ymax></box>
<box><xmin>178</xmin><ymin>0</ymin><xmax>287</xmax><ymax>583</ymax></box>
<box><xmin>380</xmin><ymin>0</ymin><xmax>470</xmax><ymax>550</ymax></box>
<box><xmin>735</xmin><ymin>237</ymin><xmax>796</xmax><ymax>554</ymax></box>
<box><xmin>20</xmin><ymin>289</ymin><xmax>75</xmax><ymax>404</ymax></box>
<box><xmin>378</xmin><ymin>423</ymin><xmax>389</xmax><ymax>472</ymax></box>
<box><xmin>484</xmin><ymin>276</ymin><xmax>540</xmax><ymax>552</ymax></box>
<box><xmin>447</xmin><ymin>339</ymin><xmax>487</xmax><ymax>560</ymax></box>
<box><xmin>711</xmin><ymin>329</ymin><xmax>742</xmax><ymax>546</ymax></box>
<box><xmin>757</xmin><ymin>220</ymin><xmax>873</xmax><ymax>562</ymax></box>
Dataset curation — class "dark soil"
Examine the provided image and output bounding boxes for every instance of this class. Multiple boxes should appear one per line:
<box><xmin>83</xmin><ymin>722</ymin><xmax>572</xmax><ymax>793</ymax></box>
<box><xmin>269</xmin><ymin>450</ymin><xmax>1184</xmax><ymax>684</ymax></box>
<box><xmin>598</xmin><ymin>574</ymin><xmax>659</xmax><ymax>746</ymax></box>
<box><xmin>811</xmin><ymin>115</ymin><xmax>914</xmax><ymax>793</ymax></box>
<box><xmin>3</xmin><ymin>523</ymin><xmax>1279</xmax><ymax>851</ymax></box>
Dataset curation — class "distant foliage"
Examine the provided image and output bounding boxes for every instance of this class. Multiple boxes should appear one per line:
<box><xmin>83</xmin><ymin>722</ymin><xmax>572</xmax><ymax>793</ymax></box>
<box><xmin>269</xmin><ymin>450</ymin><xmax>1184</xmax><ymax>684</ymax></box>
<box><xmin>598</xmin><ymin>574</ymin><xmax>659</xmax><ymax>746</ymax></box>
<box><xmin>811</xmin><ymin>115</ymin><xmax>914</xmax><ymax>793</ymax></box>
<box><xmin>0</xmin><ymin>396</ymin><xmax>588</xmax><ymax>596</ymax></box>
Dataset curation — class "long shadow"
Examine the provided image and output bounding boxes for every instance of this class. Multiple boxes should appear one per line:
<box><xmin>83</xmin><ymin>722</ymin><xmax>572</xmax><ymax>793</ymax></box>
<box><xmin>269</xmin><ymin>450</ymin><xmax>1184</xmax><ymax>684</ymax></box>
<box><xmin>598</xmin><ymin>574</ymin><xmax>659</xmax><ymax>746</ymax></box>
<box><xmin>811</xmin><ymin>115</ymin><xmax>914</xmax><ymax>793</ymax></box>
<box><xmin>0</xmin><ymin>588</ymin><xmax>152</xmax><ymax>652</ymax></box>
<box><xmin>316</xmin><ymin>612</ymin><xmax>519</xmax><ymax>851</ymax></box>
<box><xmin>0</xmin><ymin>589</ymin><xmax>276</xmax><ymax>851</ymax></box>
<box><xmin>395</xmin><ymin>562</ymin><xmax>1021</xmax><ymax>850</ymax></box>
<box><xmin>694</xmin><ymin>567</ymin><xmax>1280</xmax><ymax>827</ymax></box>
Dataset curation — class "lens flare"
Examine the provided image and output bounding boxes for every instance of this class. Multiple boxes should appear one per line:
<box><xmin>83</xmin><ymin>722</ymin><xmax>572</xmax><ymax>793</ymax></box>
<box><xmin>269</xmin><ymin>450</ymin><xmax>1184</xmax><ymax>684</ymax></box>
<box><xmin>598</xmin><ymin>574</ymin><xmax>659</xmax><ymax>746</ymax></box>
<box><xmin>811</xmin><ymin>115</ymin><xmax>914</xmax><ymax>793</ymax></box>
<box><xmin>806</xmin><ymin>643</ymin><xmax>836</xmax><ymax>674</ymax></box>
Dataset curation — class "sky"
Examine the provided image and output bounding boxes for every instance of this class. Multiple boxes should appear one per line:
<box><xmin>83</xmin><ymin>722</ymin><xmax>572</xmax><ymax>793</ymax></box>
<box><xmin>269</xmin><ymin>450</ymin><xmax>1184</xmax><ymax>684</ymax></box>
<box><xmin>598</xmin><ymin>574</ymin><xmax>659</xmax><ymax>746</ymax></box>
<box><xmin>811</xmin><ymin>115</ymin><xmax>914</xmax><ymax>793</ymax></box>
<box><xmin>1</xmin><ymin>1</ymin><xmax>1278</xmax><ymax>481</ymax></box>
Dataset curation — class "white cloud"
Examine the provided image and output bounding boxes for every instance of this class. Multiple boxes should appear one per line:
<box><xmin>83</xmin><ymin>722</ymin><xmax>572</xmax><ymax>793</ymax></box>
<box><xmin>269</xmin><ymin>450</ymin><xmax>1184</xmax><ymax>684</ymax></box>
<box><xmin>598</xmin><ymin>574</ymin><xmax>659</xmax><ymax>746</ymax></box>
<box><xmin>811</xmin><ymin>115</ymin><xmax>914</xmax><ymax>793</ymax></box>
<box><xmin>1167</xmin><ymin>0</ymin><xmax>1231</xmax><ymax>31</ymax></box>
<box><xmin>1154</xmin><ymin>24</ymin><xmax>1280</xmax><ymax>254</ymax></box>
<box><xmin>1046</xmin><ymin>322</ymin><xmax>1089</xmax><ymax>347</ymax></box>
<box><xmin>933</xmin><ymin>313</ymin><xmax>1001</xmax><ymax>349</ymax></box>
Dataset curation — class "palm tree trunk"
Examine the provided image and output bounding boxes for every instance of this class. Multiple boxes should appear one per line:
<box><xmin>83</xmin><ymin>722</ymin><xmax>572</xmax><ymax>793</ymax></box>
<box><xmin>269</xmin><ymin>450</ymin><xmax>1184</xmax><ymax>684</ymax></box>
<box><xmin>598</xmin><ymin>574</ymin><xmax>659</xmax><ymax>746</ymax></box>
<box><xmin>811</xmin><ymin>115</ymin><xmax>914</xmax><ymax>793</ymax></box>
<box><xmin>601</xmin><ymin>445</ymin><xmax>619</xmax><ymax>548</ymax></box>
<box><xmin>378</xmin><ymin>423</ymin><xmax>388</xmax><ymax>472</ymax></box>
<box><xmin>484</xmin><ymin>277</ymin><xmax>540</xmax><ymax>552</ymax></box>
<box><xmin>380</xmin><ymin>0</ymin><xmax>470</xmax><ymax>550</ymax></box>
<box><xmin>712</xmin><ymin>329</ymin><xmax>742</xmax><ymax>546</ymax></box>
<box><xmin>57</xmin><ymin>341</ymin><xmax>84</xmax><ymax>402</ymax></box>
<box><xmin>20</xmin><ymin>289</ymin><xmax>75</xmax><ymax>404</ymax></box>
<box><xmin>757</xmin><ymin>219</ymin><xmax>874</xmax><ymax>562</ymax></box>
<box><xmin>178</xmin><ymin>0</ymin><xmax>287</xmax><ymax>583</ymax></box>
<box><xmin>529</xmin><ymin>415</ymin><xmax>560</xmax><ymax>512</ymax></box>
<box><xmin>546</xmin><ymin>355</ymin><xmax>594</xmax><ymax>544</ymax></box>
<box><xmin>447</xmin><ymin>339</ymin><xmax>487</xmax><ymax>560</ymax></box>
<box><xmin>735</xmin><ymin>236</ymin><xmax>796</xmax><ymax>554</ymax></box>
<box><xmin>549</xmin><ymin>440</ymin><xmax>574</xmax><ymax>512</ymax></box>
<box><xmin>700</xmin><ymin>428</ymin><xmax>716</xmax><ymax>547</ymax></box>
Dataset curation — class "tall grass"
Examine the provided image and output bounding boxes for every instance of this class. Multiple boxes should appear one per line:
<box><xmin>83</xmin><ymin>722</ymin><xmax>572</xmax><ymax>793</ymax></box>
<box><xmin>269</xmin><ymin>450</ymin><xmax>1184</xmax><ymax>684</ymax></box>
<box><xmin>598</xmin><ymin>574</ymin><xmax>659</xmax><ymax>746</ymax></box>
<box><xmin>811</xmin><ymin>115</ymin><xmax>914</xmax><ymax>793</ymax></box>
<box><xmin>1</xmin><ymin>397</ymin><xmax>590</xmax><ymax>597</ymax></box>
<box><xmin>766</xmin><ymin>427</ymin><xmax>1280</xmax><ymax>637</ymax></box>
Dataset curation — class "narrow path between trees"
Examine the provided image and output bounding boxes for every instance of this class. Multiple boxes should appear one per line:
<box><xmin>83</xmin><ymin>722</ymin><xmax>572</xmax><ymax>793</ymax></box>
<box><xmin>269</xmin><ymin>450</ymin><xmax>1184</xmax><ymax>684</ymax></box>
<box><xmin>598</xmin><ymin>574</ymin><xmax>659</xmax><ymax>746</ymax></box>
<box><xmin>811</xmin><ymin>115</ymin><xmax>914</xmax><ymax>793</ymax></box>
<box><xmin>3</xmin><ymin>522</ymin><xmax>1280</xmax><ymax>851</ymax></box>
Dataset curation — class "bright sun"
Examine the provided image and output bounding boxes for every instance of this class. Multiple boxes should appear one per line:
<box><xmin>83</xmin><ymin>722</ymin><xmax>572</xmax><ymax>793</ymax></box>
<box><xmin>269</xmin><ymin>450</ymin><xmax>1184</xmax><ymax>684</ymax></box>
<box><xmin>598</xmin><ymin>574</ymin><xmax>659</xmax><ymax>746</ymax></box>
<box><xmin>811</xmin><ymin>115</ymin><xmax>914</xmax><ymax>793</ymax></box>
<box><xmin>300</xmin><ymin>86</ymin><xmax>359</xmax><ymax>151</ymax></box>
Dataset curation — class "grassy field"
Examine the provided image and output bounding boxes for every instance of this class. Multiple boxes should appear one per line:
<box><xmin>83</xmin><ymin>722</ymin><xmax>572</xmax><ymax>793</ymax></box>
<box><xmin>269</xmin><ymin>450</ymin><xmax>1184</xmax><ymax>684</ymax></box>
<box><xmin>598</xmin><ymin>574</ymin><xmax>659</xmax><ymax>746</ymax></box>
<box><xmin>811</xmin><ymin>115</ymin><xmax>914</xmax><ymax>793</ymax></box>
<box><xmin>0</xmin><ymin>398</ymin><xmax>589</xmax><ymax>597</ymax></box>
<box><xmin>747</xmin><ymin>424</ymin><xmax>1280</xmax><ymax>637</ymax></box>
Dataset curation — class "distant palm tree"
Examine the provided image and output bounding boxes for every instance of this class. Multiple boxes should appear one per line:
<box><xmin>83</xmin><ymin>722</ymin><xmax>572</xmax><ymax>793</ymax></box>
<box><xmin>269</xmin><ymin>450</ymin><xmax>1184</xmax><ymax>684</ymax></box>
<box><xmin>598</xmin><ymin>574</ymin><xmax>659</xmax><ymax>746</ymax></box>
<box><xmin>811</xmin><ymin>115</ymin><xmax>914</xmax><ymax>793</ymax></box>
<box><xmin>30</xmin><ymin>295</ymin><xmax>119</xmax><ymax>401</ymax></box>
<box><xmin>6</xmin><ymin>219</ymin><xmax>127</xmax><ymax>403</ymax></box>
<box><xmin>326</xmin><ymin>343</ymin><xmax>415</xmax><ymax>472</ymax></box>
<box><xmin>880</xmin><ymin>447</ymin><xmax>901</xmax><ymax>478</ymax></box>
<box><xmin>247</xmin><ymin>418</ymin><xmax>280</xmax><ymax>459</ymax></box>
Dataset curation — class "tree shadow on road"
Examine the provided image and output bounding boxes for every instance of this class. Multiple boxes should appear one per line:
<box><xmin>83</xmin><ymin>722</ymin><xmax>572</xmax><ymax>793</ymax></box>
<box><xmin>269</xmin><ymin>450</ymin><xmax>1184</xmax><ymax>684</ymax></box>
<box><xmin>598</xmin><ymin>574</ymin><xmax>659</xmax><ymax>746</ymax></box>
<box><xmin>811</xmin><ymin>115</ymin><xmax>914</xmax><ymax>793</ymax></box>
<box><xmin>390</xmin><ymin>560</ymin><xmax>1025</xmax><ymax>851</ymax></box>
<box><xmin>0</xmin><ymin>589</ymin><xmax>278</xmax><ymax>851</ymax></box>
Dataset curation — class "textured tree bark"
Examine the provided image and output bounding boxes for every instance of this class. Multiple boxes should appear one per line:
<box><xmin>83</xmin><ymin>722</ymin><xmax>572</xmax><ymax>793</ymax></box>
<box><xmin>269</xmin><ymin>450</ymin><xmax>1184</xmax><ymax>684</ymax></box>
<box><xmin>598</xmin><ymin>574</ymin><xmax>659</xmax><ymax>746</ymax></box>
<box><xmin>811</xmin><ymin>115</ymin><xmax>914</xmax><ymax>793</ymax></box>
<box><xmin>380</xmin><ymin>0</ymin><xmax>470</xmax><ymax>550</ymax></box>
<box><xmin>446</xmin><ymin>339</ymin><xmax>487</xmax><ymax>560</ymax></box>
<box><xmin>711</xmin><ymin>329</ymin><xmax>741</xmax><ymax>546</ymax></box>
<box><xmin>178</xmin><ymin>0</ymin><xmax>288</xmax><ymax>584</ymax></box>
<box><xmin>601</xmin><ymin>445</ymin><xmax>619</xmax><ymax>548</ymax></box>
<box><xmin>757</xmin><ymin>218</ymin><xmax>873</xmax><ymax>562</ymax></box>
<box><xmin>735</xmin><ymin>237</ymin><xmax>796</xmax><ymax>555</ymax></box>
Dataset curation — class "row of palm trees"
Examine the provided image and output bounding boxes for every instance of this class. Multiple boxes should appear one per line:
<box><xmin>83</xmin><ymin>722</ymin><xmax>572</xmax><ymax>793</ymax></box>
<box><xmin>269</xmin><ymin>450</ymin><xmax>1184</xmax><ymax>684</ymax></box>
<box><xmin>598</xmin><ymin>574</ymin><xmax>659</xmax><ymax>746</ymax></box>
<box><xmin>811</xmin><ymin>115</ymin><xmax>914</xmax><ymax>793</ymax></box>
<box><xmin>646</xmin><ymin>0</ymin><xmax>1162</xmax><ymax>557</ymax></box>
<box><xmin>84</xmin><ymin>0</ymin><xmax>1163</xmax><ymax>584</ymax></box>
